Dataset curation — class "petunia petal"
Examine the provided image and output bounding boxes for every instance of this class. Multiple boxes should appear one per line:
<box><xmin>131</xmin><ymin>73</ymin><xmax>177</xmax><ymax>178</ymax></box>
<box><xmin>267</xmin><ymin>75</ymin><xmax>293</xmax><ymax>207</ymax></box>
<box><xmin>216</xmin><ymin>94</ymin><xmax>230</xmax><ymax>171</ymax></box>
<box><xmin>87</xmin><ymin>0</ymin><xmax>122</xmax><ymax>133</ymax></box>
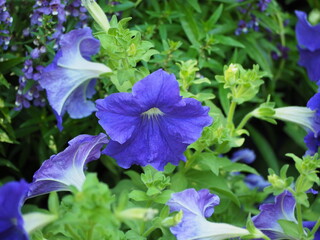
<box><xmin>167</xmin><ymin>188</ymin><xmax>220</xmax><ymax>218</ymax></box>
<box><xmin>167</xmin><ymin>189</ymin><xmax>249</xmax><ymax>240</ymax></box>
<box><xmin>97</xmin><ymin>69</ymin><xmax>212</xmax><ymax>170</ymax></box>
<box><xmin>0</xmin><ymin>180</ymin><xmax>29</xmax><ymax>240</ymax></box>
<box><xmin>40</xmin><ymin>27</ymin><xmax>111</xmax><ymax>129</ymax></box>
<box><xmin>103</xmin><ymin>117</ymin><xmax>188</xmax><ymax>170</ymax></box>
<box><xmin>252</xmin><ymin>191</ymin><xmax>297</xmax><ymax>239</ymax></box>
<box><xmin>27</xmin><ymin>133</ymin><xmax>108</xmax><ymax>198</ymax></box>
<box><xmin>96</xmin><ymin>93</ymin><xmax>143</xmax><ymax>144</ymax></box>
<box><xmin>298</xmin><ymin>47</ymin><xmax>320</xmax><ymax>82</ymax></box>
<box><xmin>161</xmin><ymin>98</ymin><xmax>213</xmax><ymax>144</ymax></box>
<box><xmin>132</xmin><ymin>69</ymin><xmax>182</xmax><ymax>110</ymax></box>
<box><xmin>295</xmin><ymin>11</ymin><xmax>320</xmax><ymax>51</ymax></box>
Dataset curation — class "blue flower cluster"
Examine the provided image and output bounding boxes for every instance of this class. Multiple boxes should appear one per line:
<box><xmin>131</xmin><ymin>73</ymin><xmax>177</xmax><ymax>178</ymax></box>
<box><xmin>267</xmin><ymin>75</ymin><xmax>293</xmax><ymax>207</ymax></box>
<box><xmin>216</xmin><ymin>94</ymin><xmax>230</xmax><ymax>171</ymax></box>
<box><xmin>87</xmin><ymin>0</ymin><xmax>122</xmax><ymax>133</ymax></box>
<box><xmin>235</xmin><ymin>0</ymin><xmax>271</xmax><ymax>36</ymax></box>
<box><xmin>14</xmin><ymin>0</ymin><xmax>89</xmax><ymax>111</ymax></box>
<box><xmin>0</xmin><ymin>0</ymin><xmax>12</xmax><ymax>50</ymax></box>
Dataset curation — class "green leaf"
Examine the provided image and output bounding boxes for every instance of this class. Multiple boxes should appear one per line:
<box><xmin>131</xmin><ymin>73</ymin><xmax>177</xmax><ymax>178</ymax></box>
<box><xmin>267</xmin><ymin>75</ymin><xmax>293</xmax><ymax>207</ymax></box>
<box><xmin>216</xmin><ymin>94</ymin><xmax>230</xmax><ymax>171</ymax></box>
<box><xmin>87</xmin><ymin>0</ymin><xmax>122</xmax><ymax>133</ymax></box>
<box><xmin>187</xmin><ymin>0</ymin><xmax>201</xmax><ymax>13</ymax></box>
<box><xmin>48</xmin><ymin>192</ymin><xmax>59</xmax><ymax>215</ymax></box>
<box><xmin>154</xmin><ymin>190</ymin><xmax>174</xmax><ymax>204</ymax></box>
<box><xmin>0</xmin><ymin>158</ymin><xmax>19</xmax><ymax>172</ymax></box>
<box><xmin>128</xmin><ymin>190</ymin><xmax>149</xmax><ymax>202</ymax></box>
<box><xmin>247</xmin><ymin>125</ymin><xmax>279</xmax><ymax>172</ymax></box>
<box><xmin>0</xmin><ymin>74</ymin><xmax>10</xmax><ymax>88</ymax></box>
<box><xmin>215</xmin><ymin>35</ymin><xmax>245</xmax><ymax>48</ymax></box>
<box><xmin>206</xmin><ymin>4</ymin><xmax>223</xmax><ymax>28</ymax></box>
<box><xmin>0</xmin><ymin>57</ymin><xmax>25</xmax><ymax>74</ymax></box>
<box><xmin>278</xmin><ymin>220</ymin><xmax>300</xmax><ymax>239</ymax></box>
<box><xmin>186</xmin><ymin>170</ymin><xmax>240</xmax><ymax>206</ymax></box>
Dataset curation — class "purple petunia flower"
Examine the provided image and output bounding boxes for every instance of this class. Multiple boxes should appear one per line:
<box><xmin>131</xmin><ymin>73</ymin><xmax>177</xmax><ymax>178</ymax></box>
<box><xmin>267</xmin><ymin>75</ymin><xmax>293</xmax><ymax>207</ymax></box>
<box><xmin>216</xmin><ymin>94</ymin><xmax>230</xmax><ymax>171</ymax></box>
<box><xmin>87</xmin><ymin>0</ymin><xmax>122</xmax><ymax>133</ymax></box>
<box><xmin>295</xmin><ymin>11</ymin><xmax>320</xmax><ymax>83</ymax></box>
<box><xmin>166</xmin><ymin>188</ymin><xmax>249</xmax><ymax>240</ymax></box>
<box><xmin>96</xmin><ymin>69</ymin><xmax>213</xmax><ymax>171</ymax></box>
<box><xmin>40</xmin><ymin>27</ymin><xmax>111</xmax><ymax>130</ymax></box>
<box><xmin>0</xmin><ymin>180</ymin><xmax>29</xmax><ymax>240</ymax></box>
<box><xmin>27</xmin><ymin>133</ymin><xmax>108</xmax><ymax>198</ymax></box>
<box><xmin>231</xmin><ymin>148</ymin><xmax>256</xmax><ymax>164</ymax></box>
<box><xmin>252</xmin><ymin>191</ymin><xmax>297</xmax><ymax>239</ymax></box>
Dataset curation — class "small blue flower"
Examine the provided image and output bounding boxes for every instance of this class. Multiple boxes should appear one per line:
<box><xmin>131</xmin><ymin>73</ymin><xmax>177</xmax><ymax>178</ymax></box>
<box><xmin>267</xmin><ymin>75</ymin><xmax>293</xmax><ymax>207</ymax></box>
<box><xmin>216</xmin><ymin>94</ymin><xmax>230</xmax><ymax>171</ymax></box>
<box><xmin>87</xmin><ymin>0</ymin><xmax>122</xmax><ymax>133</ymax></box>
<box><xmin>96</xmin><ymin>69</ymin><xmax>213</xmax><ymax>170</ymax></box>
<box><xmin>0</xmin><ymin>180</ymin><xmax>29</xmax><ymax>240</ymax></box>
<box><xmin>40</xmin><ymin>27</ymin><xmax>111</xmax><ymax>130</ymax></box>
<box><xmin>166</xmin><ymin>188</ymin><xmax>249</xmax><ymax>240</ymax></box>
<box><xmin>253</xmin><ymin>191</ymin><xmax>297</xmax><ymax>239</ymax></box>
<box><xmin>244</xmin><ymin>174</ymin><xmax>270</xmax><ymax>190</ymax></box>
<box><xmin>231</xmin><ymin>148</ymin><xmax>256</xmax><ymax>164</ymax></box>
<box><xmin>295</xmin><ymin>11</ymin><xmax>320</xmax><ymax>83</ymax></box>
<box><xmin>27</xmin><ymin>133</ymin><xmax>108</xmax><ymax>198</ymax></box>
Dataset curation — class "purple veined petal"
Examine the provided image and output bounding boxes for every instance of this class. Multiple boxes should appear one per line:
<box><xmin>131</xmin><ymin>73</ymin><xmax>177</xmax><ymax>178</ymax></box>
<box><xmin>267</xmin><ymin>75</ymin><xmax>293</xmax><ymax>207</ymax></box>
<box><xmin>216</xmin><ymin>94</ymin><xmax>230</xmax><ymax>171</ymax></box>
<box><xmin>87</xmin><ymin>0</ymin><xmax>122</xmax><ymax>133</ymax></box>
<box><xmin>252</xmin><ymin>191</ymin><xmax>297</xmax><ymax>239</ymax></box>
<box><xmin>103</xmin><ymin>116</ymin><xmax>188</xmax><ymax>170</ymax></box>
<box><xmin>27</xmin><ymin>133</ymin><xmax>108</xmax><ymax>198</ymax></box>
<box><xmin>0</xmin><ymin>180</ymin><xmax>29</xmax><ymax>240</ymax></box>
<box><xmin>96</xmin><ymin>93</ymin><xmax>143</xmax><ymax>144</ymax></box>
<box><xmin>167</xmin><ymin>189</ymin><xmax>220</xmax><ymax>218</ymax></box>
<box><xmin>307</xmin><ymin>92</ymin><xmax>320</xmax><ymax>114</ymax></box>
<box><xmin>132</xmin><ymin>69</ymin><xmax>182</xmax><ymax>110</ymax></box>
<box><xmin>298</xmin><ymin>47</ymin><xmax>320</xmax><ymax>83</ymax></box>
<box><xmin>40</xmin><ymin>27</ymin><xmax>111</xmax><ymax>129</ymax></box>
<box><xmin>304</xmin><ymin>131</ymin><xmax>320</xmax><ymax>155</ymax></box>
<box><xmin>97</xmin><ymin>69</ymin><xmax>212</xmax><ymax>170</ymax></box>
<box><xmin>161</xmin><ymin>98</ymin><xmax>213</xmax><ymax>144</ymax></box>
<box><xmin>166</xmin><ymin>188</ymin><xmax>249</xmax><ymax>240</ymax></box>
<box><xmin>295</xmin><ymin>11</ymin><xmax>320</xmax><ymax>51</ymax></box>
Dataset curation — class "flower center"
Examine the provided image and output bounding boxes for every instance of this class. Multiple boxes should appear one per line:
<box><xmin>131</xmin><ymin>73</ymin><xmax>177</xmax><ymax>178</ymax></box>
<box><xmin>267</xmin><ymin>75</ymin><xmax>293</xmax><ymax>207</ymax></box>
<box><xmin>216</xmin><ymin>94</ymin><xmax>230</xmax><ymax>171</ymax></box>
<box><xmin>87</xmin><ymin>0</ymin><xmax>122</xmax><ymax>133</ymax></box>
<box><xmin>142</xmin><ymin>107</ymin><xmax>164</xmax><ymax>119</ymax></box>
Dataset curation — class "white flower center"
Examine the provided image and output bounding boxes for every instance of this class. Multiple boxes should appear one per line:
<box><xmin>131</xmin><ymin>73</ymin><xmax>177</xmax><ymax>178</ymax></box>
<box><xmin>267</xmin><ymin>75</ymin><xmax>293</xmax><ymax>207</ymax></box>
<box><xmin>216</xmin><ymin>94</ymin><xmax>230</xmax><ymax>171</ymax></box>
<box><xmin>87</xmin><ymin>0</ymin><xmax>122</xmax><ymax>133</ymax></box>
<box><xmin>142</xmin><ymin>107</ymin><xmax>164</xmax><ymax>119</ymax></box>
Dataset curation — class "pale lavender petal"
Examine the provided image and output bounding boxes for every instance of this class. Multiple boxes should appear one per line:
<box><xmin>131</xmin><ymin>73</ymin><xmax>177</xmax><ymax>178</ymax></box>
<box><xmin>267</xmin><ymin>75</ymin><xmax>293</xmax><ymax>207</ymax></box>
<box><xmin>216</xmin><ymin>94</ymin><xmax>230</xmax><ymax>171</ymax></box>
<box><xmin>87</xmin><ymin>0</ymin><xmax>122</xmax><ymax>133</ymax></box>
<box><xmin>253</xmin><ymin>191</ymin><xmax>297</xmax><ymax>239</ymax></box>
<box><xmin>27</xmin><ymin>133</ymin><xmax>108</xmax><ymax>198</ymax></box>
<box><xmin>40</xmin><ymin>27</ymin><xmax>111</xmax><ymax>129</ymax></box>
<box><xmin>167</xmin><ymin>188</ymin><xmax>220</xmax><ymax>218</ymax></box>
<box><xmin>166</xmin><ymin>188</ymin><xmax>248</xmax><ymax>240</ymax></box>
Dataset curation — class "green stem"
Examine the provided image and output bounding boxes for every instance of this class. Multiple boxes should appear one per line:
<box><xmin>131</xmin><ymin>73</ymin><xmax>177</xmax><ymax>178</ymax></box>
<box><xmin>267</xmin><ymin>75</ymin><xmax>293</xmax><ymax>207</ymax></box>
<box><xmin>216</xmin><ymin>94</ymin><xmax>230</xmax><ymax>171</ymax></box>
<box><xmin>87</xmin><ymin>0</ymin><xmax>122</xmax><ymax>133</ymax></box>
<box><xmin>296</xmin><ymin>203</ymin><xmax>304</xmax><ymax>236</ymax></box>
<box><xmin>227</xmin><ymin>101</ymin><xmax>237</xmax><ymax>126</ymax></box>
<box><xmin>236</xmin><ymin>112</ymin><xmax>253</xmax><ymax>131</ymax></box>
<box><xmin>140</xmin><ymin>201</ymin><xmax>153</xmax><ymax>235</ymax></box>
<box><xmin>65</xmin><ymin>224</ymin><xmax>82</xmax><ymax>240</ymax></box>
<box><xmin>311</xmin><ymin>218</ymin><xmax>320</xmax><ymax>236</ymax></box>
<box><xmin>142</xmin><ymin>224</ymin><xmax>159</xmax><ymax>237</ymax></box>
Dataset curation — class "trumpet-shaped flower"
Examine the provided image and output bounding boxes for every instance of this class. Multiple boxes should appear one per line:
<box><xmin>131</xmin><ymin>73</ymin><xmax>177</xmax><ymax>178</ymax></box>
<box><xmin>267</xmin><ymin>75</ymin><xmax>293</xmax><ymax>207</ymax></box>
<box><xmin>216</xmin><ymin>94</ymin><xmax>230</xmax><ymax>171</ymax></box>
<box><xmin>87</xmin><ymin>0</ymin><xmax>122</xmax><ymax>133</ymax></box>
<box><xmin>273</xmin><ymin>106</ymin><xmax>320</xmax><ymax>138</ymax></box>
<box><xmin>252</xmin><ymin>191</ymin><xmax>297</xmax><ymax>239</ymax></box>
<box><xmin>0</xmin><ymin>180</ymin><xmax>29</xmax><ymax>240</ymax></box>
<box><xmin>96</xmin><ymin>69</ymin><xmax>213</xmax><ymax>170</ymax></box>
<box><xmin>27</xmin><ymin>133</ymin><xmax>108</xmax><ymax>198</ymax></box>
<box><xmin>166</xmin><ymin>188</ymin><xmax>249</xmax><ymax>240</ymax></box>
<box><xmin>40</xmin><ymin>27</ymin><xmax>111</xmax><ymax>130</ymax></box>
<box><xmin>295</xmin><ymin>11</ymin><xmax>320</xmax><ymax>83</ymax></box>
